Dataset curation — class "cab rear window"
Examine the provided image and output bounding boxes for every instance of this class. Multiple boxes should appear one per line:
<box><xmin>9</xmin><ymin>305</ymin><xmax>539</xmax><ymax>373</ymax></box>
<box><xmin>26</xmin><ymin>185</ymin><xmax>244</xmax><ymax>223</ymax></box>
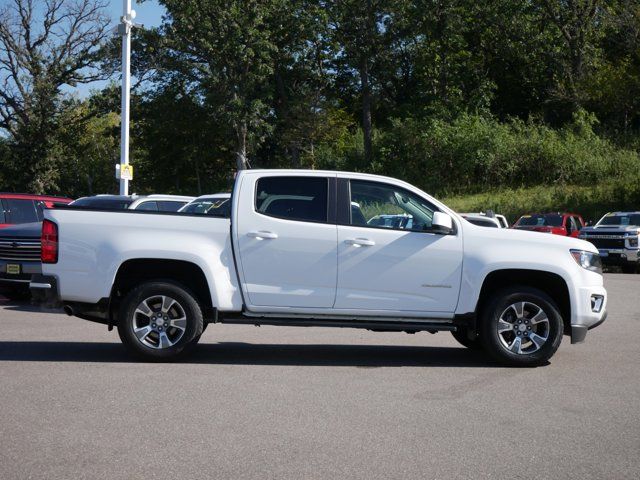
<box><xmin>5</xmin><ymin>199</ymin><xmax>39</xmax><ymax>224</ymax></box>
<box><xmin>255</xmin><ymin>177</ymin><xmax>328</xmax><ymax>223</ymax></box>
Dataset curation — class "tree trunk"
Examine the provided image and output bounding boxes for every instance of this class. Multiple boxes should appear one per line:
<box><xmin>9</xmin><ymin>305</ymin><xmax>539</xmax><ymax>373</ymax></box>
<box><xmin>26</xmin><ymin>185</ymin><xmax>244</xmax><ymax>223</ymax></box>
<box><xmin>236</xmin><ymin>120</ymin><xmax>249</xmax><ymax>170</ymax></box>
<box><xmin>195</xmin><ymin>157</ymin><xmax>202</xmax><ymax>195</ymax></box>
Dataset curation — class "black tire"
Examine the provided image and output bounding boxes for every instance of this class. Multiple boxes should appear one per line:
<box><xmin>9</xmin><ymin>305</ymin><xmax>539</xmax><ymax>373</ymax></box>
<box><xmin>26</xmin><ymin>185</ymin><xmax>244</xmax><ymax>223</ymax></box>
<box><xmin>621</xmin><ymin>264</ymin><xmax>638</xmax><ymax>274</ymax></box>
<box><xmin>451</xmin><ymin>328</ymin><xmax>483</xmax><ymax>350</ymax></box>
<box><xmin>117</xmin><ymin>281</ymin><xmax>204</xmax><ymax>361</ymax></box>
<box><xmin>480</xmin><ymin>286</ymin><xmax>563</xmax><ymax>367</ymax></box>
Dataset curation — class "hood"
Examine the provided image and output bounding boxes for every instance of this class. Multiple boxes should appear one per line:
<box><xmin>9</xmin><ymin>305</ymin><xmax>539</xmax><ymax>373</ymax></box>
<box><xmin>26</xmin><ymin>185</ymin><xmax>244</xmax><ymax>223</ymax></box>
<box><xmin>461</xmin><ymin>221</ymin><xmax>596</xmax><ymax>252</ymax></box>
<box><xmin>581</xmin><ymin>224</ymin><xmax>640</xmax><ymax>234</ymax></box>
<box><xmin>0</xmin><ymin>221</ymin><xmax>42</xmax><ymax>238</ymax></box>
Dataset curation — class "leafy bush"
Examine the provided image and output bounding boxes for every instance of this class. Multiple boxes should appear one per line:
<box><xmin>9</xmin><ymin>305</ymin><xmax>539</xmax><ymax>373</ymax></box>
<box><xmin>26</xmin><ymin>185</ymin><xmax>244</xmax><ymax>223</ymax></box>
<box><xmin>375</xmin><ymin>112</ymin><xmax>640</xmax><ymax>197</ymax></box>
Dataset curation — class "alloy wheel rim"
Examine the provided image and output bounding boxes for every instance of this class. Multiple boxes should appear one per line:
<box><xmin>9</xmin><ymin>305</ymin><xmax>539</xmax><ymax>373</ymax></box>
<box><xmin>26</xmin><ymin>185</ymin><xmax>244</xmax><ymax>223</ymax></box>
<box><xmin>132</xmin><ymin>295</ymin><xmax>187</xmax><ymax>349</ymax></box>
<box><xmin>497</xmin><ymin>301</ymin><xmax>550</xmax><ymax>355</ymax></box>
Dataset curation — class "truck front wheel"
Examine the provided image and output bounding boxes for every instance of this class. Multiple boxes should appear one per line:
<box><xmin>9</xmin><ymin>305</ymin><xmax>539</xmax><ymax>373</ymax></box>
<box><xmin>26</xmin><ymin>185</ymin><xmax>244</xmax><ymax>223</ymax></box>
<box><xmin>480</xmin><ymin>287</ymin><xmax>563</xmax><ymax>367</ymax></box>
<box><xmin>117</xmin><ymin>281</ymin><xmax>204</xmax><ymax>361</ymax></box>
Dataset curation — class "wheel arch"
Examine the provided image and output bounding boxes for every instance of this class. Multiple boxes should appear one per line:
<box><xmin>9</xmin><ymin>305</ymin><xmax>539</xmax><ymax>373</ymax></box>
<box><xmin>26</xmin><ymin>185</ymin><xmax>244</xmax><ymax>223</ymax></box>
<box><xmin>109</xmin><ymin>259</ymin><xmax>215</xmax><ymax>323</ymax></box>
<box><xmin>476</xmin><ymin>269</ymin><xmax>571</xmax><ymax>334</ymax></box>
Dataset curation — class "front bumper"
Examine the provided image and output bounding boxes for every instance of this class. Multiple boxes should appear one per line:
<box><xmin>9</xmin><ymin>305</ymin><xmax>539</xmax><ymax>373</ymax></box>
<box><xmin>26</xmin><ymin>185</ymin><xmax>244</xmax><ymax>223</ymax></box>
<box><xmin>570</xmin><ymin>284</ymin><xmax>608</xmax><ymax>344</ymax></box>
<box><xmin>572</xmin><ymin>310</ymin><xmax>607</xmax><ymax>343</ymax></box>
<box><xmin>597</xmin><ymin>248</ymin><xmax>639</xmax><ymax>265</ymax></box>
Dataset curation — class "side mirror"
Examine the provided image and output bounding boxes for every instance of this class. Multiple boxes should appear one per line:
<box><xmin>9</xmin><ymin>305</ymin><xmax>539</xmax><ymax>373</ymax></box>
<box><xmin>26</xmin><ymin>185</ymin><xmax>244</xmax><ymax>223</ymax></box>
<box><xmin>432</xmin><ymin>212</ymin><xmax>454</xmax><ymax>234</ymax></box>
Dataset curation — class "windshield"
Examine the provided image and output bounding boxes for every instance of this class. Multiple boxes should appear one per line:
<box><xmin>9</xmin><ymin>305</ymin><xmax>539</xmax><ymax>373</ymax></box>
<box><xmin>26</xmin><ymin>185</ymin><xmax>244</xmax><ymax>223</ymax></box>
<box><xmin>70</xmin><ymin>197</ymin><xmax>133</xmax><ymax>210</ymax></box>
<box><xmin>181</xmin><ymin>198</ymin><xmax>230</xmax><ymax>217</ymax></box>
<box><xmin>517</xmin><ymin>214</ymin><xmax>562</xmax><ymax>227</ymax></box>
<box><xmin>597</xmin><ymin>214</ymin><xmax>640</xmax><ymax>227</ymax></box>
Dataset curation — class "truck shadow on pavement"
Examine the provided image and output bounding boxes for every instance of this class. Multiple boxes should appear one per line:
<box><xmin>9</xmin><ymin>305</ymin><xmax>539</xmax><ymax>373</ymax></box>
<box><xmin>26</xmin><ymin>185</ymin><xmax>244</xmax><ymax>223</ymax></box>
<box><xmin>0</xmin><ymin>341</ymin><xmax>504</xmax><ymax>368</ymax></box>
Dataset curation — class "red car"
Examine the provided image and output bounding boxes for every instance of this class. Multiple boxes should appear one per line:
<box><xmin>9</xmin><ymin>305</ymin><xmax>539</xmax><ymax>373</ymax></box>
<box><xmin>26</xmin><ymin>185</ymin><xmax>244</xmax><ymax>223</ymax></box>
<box><xmin>512</xmin><ymin>212</ymin><xmax>585</xmax><ymax>237</ymax></box>
<box><xmin>0</xmin><ymin>193</ymin><xmax>73</xmax><ymax>228</ymax></box>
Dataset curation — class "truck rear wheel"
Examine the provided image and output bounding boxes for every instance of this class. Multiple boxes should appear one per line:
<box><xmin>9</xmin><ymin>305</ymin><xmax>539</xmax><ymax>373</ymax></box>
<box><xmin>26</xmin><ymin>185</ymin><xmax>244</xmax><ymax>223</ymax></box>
<box><xmin>480</xmin><ymin>287</ymin><xmax>563</xmax><ymax>367</ymax></box>
<box><xmin>117</xmin><ymin>281</ymin><xmax>204</xmax><ymax>361</ymax></box>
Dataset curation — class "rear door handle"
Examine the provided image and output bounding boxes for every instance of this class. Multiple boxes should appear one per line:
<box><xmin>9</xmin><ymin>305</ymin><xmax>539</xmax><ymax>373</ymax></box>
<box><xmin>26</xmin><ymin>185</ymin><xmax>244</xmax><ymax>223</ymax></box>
<box><xmin>345</xmin><ymin>238</ymin><xmax>375</xmax><ymax>247</ymax></box>
<box><xmin>247</xmin><ymin>230</ymin><xmax>278</xmax><ymax>240</ymax></box>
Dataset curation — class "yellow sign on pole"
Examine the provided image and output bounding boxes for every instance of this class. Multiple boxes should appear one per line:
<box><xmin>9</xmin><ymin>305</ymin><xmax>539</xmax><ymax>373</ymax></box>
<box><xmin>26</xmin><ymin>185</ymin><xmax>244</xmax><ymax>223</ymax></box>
<box><xmin>116</xmin><ymin>164</ymin><xmax>134</xmax><ymax>181</ymax></box>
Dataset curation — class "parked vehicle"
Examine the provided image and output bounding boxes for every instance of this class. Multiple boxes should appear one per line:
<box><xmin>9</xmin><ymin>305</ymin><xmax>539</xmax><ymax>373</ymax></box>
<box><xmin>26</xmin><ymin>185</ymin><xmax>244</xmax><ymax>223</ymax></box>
<box><xmin>0</xmin><ymin>222</ymin><xmax>42</xmax><ymax>298</ymax></box>
<box><xmin>513</xmin><ymin>213</ymin><xmax>584</xmax><ymax>237</ymax></box>
<box><xmin>366</xmin><ymin>214</ymin><xmax>413</xmax><ymax>229</ymax></box>
<box><xmin>460</xmin><ymin>212</ymin><xmax>509</xmax><ymax>228</ymax></box>
<box><xmin>178</xmin><ymin>193</ymin><xmax>231</xmax><ymax>217</ymax></box>
<box><xmin>32</xmin><ymin>170</ymin><xmax>607</xmax><ymax>366</ymax></box>
<box><xmin>578</xmin><ymin>211</ymin><xmax>640</xmax><ymax>273</ymax></box>
<box><xmin>460</xmin><ymin>214</ymin><xmax>501</xmax><ymax>228</ymax></box>
<box><xmin>70</xmin><ymin>194</ymin><xmax>195</xmax><ymax>212</ymax></box>
<box><xmin>0</xmin><ymin>193</ymin><xmax>73</xmax><ymax>228</ymax></box>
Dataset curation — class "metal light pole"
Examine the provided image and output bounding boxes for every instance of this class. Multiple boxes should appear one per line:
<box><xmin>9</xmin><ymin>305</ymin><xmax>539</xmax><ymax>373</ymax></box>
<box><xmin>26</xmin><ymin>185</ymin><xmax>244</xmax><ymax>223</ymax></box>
<box><xmin>119</xmin><ymin>1</ymin><xmax>135</xmax><ymax>196</ymax></box>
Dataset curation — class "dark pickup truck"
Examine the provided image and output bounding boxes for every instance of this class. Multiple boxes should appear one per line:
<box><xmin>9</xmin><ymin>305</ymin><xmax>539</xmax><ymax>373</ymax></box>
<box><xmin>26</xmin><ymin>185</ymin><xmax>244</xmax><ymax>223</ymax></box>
<box><xmin>0</xmin><ymin>222</ymin><xmax>42</xmax><ymax>298</ymax></box>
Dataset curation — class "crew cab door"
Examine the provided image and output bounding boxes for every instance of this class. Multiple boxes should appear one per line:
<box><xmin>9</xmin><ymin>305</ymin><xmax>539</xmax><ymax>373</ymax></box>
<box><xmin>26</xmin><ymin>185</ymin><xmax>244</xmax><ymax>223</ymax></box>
<box><xmin>335</xmin><ymin>178</ymin><xmax>463</xmax><ymax>313</ymax></box>
<box><xmin>233</xmin><ymin>172</ymin><xmax>338</xmax><ymax>309</ymax></box>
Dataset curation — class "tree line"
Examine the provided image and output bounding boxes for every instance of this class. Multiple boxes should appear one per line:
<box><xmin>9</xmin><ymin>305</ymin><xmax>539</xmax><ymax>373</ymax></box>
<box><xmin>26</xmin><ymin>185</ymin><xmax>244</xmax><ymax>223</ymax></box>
<box><xmin>0</xmin><ymin>0</ymin><xmax>639</xmax><ymax>211</ymax></box>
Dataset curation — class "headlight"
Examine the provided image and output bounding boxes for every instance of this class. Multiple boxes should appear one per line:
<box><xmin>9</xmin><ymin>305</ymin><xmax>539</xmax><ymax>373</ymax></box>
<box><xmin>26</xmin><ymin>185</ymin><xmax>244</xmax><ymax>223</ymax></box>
<box><xmin>570</xmin><ymin>249</ymin><xmax>602</xmax><ymax>274</ymax></box>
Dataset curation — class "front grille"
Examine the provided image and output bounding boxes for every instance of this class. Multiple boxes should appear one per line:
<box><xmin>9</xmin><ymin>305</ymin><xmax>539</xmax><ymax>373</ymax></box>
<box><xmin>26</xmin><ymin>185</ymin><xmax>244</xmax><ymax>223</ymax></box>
<box><xmin>0</xmin><ymin>236</ymin><xmax>41</xmax><ymax>261</ymax></box>
<box><xmin>585</xmin><ymin>237</ymin><xmax>625</xmax><ymax>249</ymax></box>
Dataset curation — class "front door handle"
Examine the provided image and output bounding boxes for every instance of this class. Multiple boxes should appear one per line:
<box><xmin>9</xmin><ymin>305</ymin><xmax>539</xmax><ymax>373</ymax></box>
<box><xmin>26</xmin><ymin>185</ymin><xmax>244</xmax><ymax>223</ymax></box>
<box><xmin>248</xmin><ymin>230</ymin><xmax>278</xmax><ymax>240</ymax></box>
<box><xmin>345</xmin><ymin>238</ymin><xmax>375</xmax><ymax>247</ymax></box>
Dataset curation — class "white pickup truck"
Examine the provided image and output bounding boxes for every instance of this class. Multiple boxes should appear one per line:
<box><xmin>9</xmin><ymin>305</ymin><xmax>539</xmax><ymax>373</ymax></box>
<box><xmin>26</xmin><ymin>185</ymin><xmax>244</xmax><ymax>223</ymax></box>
<box><xmin>32</xmin><ymin>170</ymin><xmax>608</xmax><ymax>366</ymax></box>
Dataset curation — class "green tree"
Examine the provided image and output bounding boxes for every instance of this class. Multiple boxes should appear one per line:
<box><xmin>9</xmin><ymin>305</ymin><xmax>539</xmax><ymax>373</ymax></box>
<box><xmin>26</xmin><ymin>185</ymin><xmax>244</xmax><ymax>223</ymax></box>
<box><xmin>0</xmin><ymin>0</ymin><xmax>110</xmax><ymax>193</ymax></box>
<box><xmin>328</xmin><ymin>0</ymin><xmax>391</xmax><ymax>165</ymax></box>
<box><xmin>158</xmin><ymin>0</ymin><xmax>284</xmax><ymax>170</ymax></box>
<box><xmin>537</xmin><ymin>0</ymin><xmax>603</xmax><ymax>113</ymax></box>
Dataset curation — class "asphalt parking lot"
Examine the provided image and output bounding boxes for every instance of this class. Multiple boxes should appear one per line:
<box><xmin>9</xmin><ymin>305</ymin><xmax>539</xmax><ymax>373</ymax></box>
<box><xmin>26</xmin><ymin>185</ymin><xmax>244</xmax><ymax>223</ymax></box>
<box><xmin>0</xmin><ymin>273</ymin><xmax>638</xmax><ymax>480</ymax></box>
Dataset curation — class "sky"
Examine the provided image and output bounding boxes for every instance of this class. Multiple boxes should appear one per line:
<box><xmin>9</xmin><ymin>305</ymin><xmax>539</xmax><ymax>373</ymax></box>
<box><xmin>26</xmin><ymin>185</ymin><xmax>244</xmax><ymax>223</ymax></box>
<box><xmin>72</xmin><ymin>0</ymin><xmax>166</xmax><ymax>97</ymax></box>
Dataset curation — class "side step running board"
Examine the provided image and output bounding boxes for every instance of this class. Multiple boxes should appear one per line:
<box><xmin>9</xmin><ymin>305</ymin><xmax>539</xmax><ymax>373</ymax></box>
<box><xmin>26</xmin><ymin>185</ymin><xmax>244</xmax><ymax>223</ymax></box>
<box><xmin>221</xmin><ymin>317</ymin><xmax>457</xmax><ymax>333</ymax></box>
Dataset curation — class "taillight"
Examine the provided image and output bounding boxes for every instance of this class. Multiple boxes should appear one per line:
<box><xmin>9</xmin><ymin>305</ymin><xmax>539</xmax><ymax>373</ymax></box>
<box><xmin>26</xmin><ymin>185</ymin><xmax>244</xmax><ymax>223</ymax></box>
<box><xmin>41</xmin><ymin>219</ymin><xmax>58</xmax><ymax>264</ymax></box>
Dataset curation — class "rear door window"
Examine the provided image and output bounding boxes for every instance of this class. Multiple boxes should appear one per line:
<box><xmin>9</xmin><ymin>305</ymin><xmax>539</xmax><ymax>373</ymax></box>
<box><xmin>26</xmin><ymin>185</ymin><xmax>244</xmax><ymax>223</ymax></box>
<box><xmin>256</xmin><ymin>176</ymin><xmax>328</xmax><ymax>223</ymax></box>
<box><xmin>5</xmin><ymin>199</ymin><xmax>39</xmax><ymax>224</ymax></box>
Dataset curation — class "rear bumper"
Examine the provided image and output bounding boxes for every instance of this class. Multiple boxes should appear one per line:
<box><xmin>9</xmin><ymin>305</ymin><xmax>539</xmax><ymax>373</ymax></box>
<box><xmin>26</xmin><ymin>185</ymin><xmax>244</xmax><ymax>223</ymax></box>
<box><xmin>29</xmin><ymin>274</ymin><xmax>61</xmax><ymax>308</ymax></box>
<box><xmin>0</xmin><ymin>260</ymin><xmax>41</xmax><ymax>286</ymax></box>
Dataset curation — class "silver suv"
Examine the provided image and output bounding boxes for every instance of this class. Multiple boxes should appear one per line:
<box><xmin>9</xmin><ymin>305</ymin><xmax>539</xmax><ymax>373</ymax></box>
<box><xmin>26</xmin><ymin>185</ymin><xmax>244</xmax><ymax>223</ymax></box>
<box><xmin>579</xmin><ymin>212</ymin><xmax>640</xmax><ymax>273</ymax></box>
